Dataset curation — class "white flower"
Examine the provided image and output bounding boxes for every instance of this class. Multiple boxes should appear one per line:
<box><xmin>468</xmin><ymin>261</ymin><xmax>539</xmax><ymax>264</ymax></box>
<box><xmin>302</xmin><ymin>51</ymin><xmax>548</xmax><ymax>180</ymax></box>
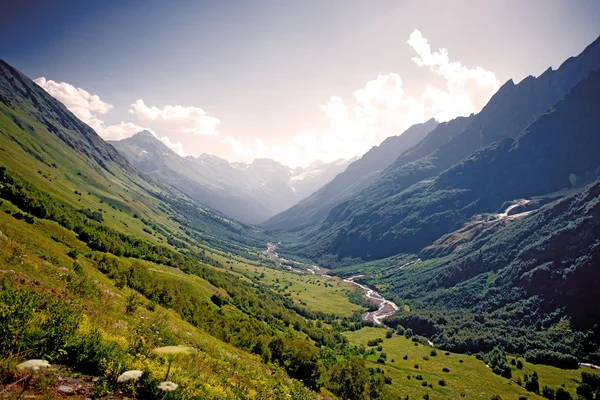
<box><xmin>17</xmin><ymin>359</ymin><xmax>50</xmax><ymax>373</ymax></box>
<box><xmin>158</xmin><ymin>381</ymin><xmax>178</xmax><ymax>392</ymax></box>
<box><xmin>117</xmin><ymin>370</ymin><xmax>143</xmax><ymax>382</ymax></box>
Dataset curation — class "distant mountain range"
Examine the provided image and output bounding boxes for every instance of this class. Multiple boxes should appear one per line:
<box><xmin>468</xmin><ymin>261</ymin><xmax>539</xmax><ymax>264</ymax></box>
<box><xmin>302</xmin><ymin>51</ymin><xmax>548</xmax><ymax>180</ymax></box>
<box><xmin>262</xmin><ymin>118</ymin><xmax>439</xmax><ymax>230</ymax></box>
<box><xmin>109</xmin><ymin>132</ymin><xmax>353</xmax><ymax>223</ymax></box>
<box><xmin>280</xmin><ymin>35</ymin><xmax>600</xmax><ymax>264</ymax></box>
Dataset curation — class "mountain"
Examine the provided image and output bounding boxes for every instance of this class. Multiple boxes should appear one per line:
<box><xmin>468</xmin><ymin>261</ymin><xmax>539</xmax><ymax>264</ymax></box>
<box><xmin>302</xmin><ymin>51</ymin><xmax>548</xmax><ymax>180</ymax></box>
<box><xmin>0</xmin><ymin>59</ymin><xmax>367</xmax><ymax>398</ymax></box>
<box><xmin>110</xmin><ymin>133</ymin><xmax>351</xmax><ymax>224</ymax></box>
<box><xmin>262</xmin><ymin>118</ymin><xmax>439</xmax><ymax>230</ymax></box>
<box><xmin>349</xmin><ymin>173</ymin><xmax>600</xmax><ymax>363</ymax></box>
<box><xmin>287</xmin><ymin>35</ymin><xmax>600</xmax><ymax>264</ymax></box>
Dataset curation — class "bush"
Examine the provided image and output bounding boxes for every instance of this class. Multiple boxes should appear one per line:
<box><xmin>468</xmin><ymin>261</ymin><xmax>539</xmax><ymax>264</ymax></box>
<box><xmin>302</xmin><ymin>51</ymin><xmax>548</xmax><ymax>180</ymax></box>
<box><xmin>542</xmin><ymin>385</ymin><xmax>555</xmax><ymax>399</ymax></box>
<box><xmin>63</xmin><ymin>329</ymin><xmax>125</xmax><ymax>376</ymax></box>
<box><xmin>125</xmin><ymin>293</ymin><xmax>142</xmax><ymax>315</ymax></box>
<box><xmin>555</xmin><ymin>388</ymin><xmax>573</xmax><ymax>400</ymax></box>
<box><xmin>439</xmin><ymin>379</ymin><xmax>446</xmax><ymax>386</ymax></box>
<box><xmin>525</xmin><ymin>372</ymin><xmax>540</xmax><ymax>393</ymax></box>
<box><xmin>0</xmin><ymin>286</ymin><xmax>80</xmax><ymax>360</ymax></box>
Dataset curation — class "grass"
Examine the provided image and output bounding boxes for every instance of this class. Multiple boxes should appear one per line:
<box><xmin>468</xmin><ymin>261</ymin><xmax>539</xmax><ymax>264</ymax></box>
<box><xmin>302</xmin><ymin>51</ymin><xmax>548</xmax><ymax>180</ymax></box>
<box><xmin>344</xmin><ymin>327</ymin><xmax>600</xmax><ymax>399</ymax></box>
<box><xmin>0</xmin><ymin>208</ymin><xmax>316</xmax><ymax>399</ymax></box>
<box><xmin>221</xmin><ymin>253</ymin><xmax>365</xmax><ymax>317</ymax></box>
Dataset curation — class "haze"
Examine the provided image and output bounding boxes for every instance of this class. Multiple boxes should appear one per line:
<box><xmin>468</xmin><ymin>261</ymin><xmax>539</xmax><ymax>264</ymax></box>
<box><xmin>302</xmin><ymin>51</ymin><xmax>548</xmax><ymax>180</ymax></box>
<box><xmin>2</xmin><ymin>0</ymin><xmax>599</xmax><ymax>167</ymax></box>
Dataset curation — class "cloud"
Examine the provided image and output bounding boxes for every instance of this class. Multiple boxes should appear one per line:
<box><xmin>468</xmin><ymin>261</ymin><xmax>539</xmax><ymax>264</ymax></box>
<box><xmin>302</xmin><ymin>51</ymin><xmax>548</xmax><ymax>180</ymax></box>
<box><xmin>33</xmin><ymin>78</ymin><xmax>211</xmax><ymax>153</ymax></box>
<box><xmin>129</xmin><ymin>100</ymin><xmax>220</xmax><ymax>136</ymax></box>
<box><xmin>34</xmin><ymin>77</ymin><xmax>146</xmax><ymax>140</ymax></box>
<box><xmin>407</xmin><ymin>29</ymin><xmax>500</xmax><ymax>120</ymax></box>
<box><xmin>225</xmin><ymin>29</ymin><xmax>500</xmax><ymax>167</ymax></box>
<box><xmin>158</xmin><ymin>135</ymin><xmax>188</xmax><ymax>157</ymax></box>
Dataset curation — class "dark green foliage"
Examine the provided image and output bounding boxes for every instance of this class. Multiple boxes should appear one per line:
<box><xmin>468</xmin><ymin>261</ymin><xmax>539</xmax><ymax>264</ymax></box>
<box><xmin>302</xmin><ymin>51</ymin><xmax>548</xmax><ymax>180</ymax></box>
<box><xmin>524</xmin><ymin>372</ymin><xmax>540</xmax><ymax>393</ymax></box>
<box><xmin>125</xmin><ymin>292</ymin><xmax>142</xmax><ymax>314</ymax></box>
<box><xmin>577</xmin><ymin>371</ymin><xmax>600</xmax><ymax>399</ymax></box>
<box><xmin>325</xmin><ymin>356</ymin><xmax>383</xmax><ymax>400</ymax></box>
<box><xmin>484</xmin><ymin>347</ymin><xmax>512</xmax><ymax>378</ymax></box>
<box><xmin>554</xmin><ymin>388</ymin><xmax>573</xmax><ymax>400</ymax></box>
<box><xmin>542</xmin><ymin>386</ymin><xmax>555</xmax><ymax>399</ymax></box>
<box><xmin>525</xmin><ymin>349</ymin><xmax>578</xmax><ymax>369</ymax></box>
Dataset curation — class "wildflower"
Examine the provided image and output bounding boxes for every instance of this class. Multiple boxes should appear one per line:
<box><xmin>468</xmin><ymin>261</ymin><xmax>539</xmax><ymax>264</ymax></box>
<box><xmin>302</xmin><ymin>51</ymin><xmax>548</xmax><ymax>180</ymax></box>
<box><xmin>158</xmin><ymin>381</ymin><xmax>178</xmax><ymax>391</ymax></box>
<box><xmin>16</xmin><ymin>359</ymin><xmax>50</xmax><ymax>373</ymax></box>
<box><xmin>117</xmin><ymin>370</ymin><xmax>143</xmax><ymax>383</ymax></box>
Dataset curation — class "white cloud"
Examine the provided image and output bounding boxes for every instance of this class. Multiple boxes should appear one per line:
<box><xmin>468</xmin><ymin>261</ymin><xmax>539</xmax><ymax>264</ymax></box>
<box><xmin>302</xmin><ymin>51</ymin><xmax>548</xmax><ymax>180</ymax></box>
<box><xmin>35</xmin><ymin>29</ymin><xmax>500</xmax><ymax>168</ymax></box>
<box><xmin>407</xmin><ymin>29</ymin><xmax>500</xmax><ymax>120</ymax></box>
<box><xmin>34</xmin><ymin>77</ymin><xmax>147</xmax><ymax>141</ymax></box>
<box><xmin>225</xmin><ymin>29</ymin><xmax>500</xmax><ymax>167</ymax></box>
<box><xmin>158</xmin><ymin>135</ymin><xmax>188</xmax><ymax>157</ymax></box>
<box><xmin>129</xmin><ymin>100</ymin><xmax>220</xmax><ymax>136</ymax></box>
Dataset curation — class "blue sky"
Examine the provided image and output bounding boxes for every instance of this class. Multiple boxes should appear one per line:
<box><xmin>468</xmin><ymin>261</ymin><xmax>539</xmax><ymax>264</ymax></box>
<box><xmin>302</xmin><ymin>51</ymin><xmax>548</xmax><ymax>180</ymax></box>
<box><xmin>2</xmin><ymin>0</ymin><xmax>599</xmax><ymax>167</ymax></box>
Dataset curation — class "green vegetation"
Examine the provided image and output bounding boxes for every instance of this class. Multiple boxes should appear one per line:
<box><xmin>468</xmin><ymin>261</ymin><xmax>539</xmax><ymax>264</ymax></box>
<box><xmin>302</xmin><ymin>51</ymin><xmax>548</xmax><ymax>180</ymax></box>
<box><xmin>344</xmin><ymin>327</ymin><xmax>600</xmax><ymax>399</ymax></box>
<box><xmin>0</xmin><ymin>60</ymin><xmax>390</xmax><ymax>399</ymax></box>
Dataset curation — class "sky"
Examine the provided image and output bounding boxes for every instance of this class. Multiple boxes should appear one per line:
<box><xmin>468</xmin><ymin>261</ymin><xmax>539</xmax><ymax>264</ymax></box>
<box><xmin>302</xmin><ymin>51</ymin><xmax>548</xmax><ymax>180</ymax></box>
<box><xmin>2</xmin><ymin>1</ymin><xmax>599</xmax><ymax>168</ymax></box>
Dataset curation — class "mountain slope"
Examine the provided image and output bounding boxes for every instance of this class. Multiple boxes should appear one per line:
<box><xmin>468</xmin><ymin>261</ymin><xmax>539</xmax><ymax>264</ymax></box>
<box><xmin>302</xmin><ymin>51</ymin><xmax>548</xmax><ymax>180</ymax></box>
<box><xmin>344</xmin><ymin>173</ymin><xmax>600</xmax><ymax>362</ymax></box>
<box><xmin>262</xmin><ymin>118</ymin><xmax>439</xmax><ymax>230</ymax></box>
<box><xmin>110</xmin><ymin>133</ymin><xmax>351</xmax><ymax>224</ymax></box>
<box><xmin>369</xmin><ymin>35</ymin><xmax>600</xmax><ymax>201</ymax></box>
<box><xmin>288</xmin><ymin>36</ymin><xmax>600</xmax><ymax>263</ymax></box>
<box><xmin>0</xmin><ymin>60</ymin><xmax>264</xmax><ymax>253</ymax></box>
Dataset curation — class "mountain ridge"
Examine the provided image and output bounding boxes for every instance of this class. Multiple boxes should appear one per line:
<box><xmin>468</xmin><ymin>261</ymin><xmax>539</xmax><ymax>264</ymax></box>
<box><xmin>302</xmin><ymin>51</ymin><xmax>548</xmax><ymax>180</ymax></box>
<box><xmin>261</xmin><ymin>118</ymin><xmax>439</xmax><ymax>230</ymax></box>
<box><xmin>110</xmin><ymin>132</ymin><xmax>353</xmax><ymax>223</ymax></box>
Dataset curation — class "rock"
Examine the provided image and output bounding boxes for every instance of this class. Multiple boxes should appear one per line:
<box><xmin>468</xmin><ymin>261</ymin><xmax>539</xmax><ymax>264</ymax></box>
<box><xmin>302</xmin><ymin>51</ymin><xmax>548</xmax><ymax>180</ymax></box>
<box><xmin>57</xmin><ymin>385</ymin><xmax>75</xmax><ymax>394</ymax></box>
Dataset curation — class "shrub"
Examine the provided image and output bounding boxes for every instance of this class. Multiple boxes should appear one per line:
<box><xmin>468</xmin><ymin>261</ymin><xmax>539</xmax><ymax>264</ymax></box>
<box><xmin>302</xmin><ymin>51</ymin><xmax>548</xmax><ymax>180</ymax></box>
<box><xmin>63</xmin><ymin>329</ymin><xmax>125</xmax><ymax>376</ymax></box>
<box><xmin>0</xmin><ymin>287</ymin><xmax>80</xmax><ymax>360</ymax></box>
<box><xmin>125</xmin><ymin>293</ymin><xmax>142</xmax><ymax>315</ymax></box>
<box><xmin>525</xmin><ymin>372</ymin><xmax>540</xmax><ymax>393</ymax></box>
<box><xmin>439</xmin><ymin>379</ymin><xmax>446</xmax><ymax>386</ymax></box>
<box><xmin>442</xmin><ymin>367</ymin><xmax>450</xmax><ymax>372</ymax></box>
<box><xmin>430</xmin><ymin>349</ymin><xmax>437</xmax><ymax>356</ymax></box>
<box><xmin>542</xmin><ymin>385</ymin><xmax>555</xmax><ymax>399</ymax></box>
<box><xmin>555</xmin><ymin>388</ymin><xmax>573</xmax><ymax>400</ymax></box>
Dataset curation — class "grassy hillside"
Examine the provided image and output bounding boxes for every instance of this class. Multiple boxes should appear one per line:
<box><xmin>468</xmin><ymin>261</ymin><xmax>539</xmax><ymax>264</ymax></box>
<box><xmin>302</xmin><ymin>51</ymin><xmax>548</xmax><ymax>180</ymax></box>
<box><xmin>344</xmin><ymin>327</ymin><xmax>600</xmax><ymax>400</ymax></box>
<box><xmin>0</xmin><ymin>207</ymin><xmax>316</xmax><ymax>399</ymax></box>
<box><xmin>0</xmin><ymin>60</ymin><xmax>404</xmax><ymax>399</ymax></box>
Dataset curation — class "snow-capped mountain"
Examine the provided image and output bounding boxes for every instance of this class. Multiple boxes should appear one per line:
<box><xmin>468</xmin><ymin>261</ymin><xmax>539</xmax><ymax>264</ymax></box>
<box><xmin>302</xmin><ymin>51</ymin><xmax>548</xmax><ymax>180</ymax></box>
<box><xmin>109</xmin><ymin>131</ymin><xmax>352</xmax><ymax>224</ymax></box>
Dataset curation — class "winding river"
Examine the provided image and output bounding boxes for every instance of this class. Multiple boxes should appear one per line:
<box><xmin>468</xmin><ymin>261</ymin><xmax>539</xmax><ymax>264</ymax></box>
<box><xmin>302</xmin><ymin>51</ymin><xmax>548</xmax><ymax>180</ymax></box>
<box><xmin>343</xmin><ymin>275</ymin><xmax>399</xmax><ymax>325</ymax></box>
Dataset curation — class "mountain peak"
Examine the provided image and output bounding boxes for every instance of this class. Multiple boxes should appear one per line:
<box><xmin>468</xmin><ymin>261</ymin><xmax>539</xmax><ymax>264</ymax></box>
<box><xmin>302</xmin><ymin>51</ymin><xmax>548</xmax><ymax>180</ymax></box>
<box><xmin>132</xmin><ymin>130</ymin><xmax>155</xmax><ymax>139</ymax></box>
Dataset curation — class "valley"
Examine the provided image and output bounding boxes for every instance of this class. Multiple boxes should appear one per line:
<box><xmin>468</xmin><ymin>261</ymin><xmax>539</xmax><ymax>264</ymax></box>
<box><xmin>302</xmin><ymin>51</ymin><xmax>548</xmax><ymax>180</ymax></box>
<box><xmin>1</xmin><ymin>9</ymin><xmax>600</xmax><ymax>400</ymax></box>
